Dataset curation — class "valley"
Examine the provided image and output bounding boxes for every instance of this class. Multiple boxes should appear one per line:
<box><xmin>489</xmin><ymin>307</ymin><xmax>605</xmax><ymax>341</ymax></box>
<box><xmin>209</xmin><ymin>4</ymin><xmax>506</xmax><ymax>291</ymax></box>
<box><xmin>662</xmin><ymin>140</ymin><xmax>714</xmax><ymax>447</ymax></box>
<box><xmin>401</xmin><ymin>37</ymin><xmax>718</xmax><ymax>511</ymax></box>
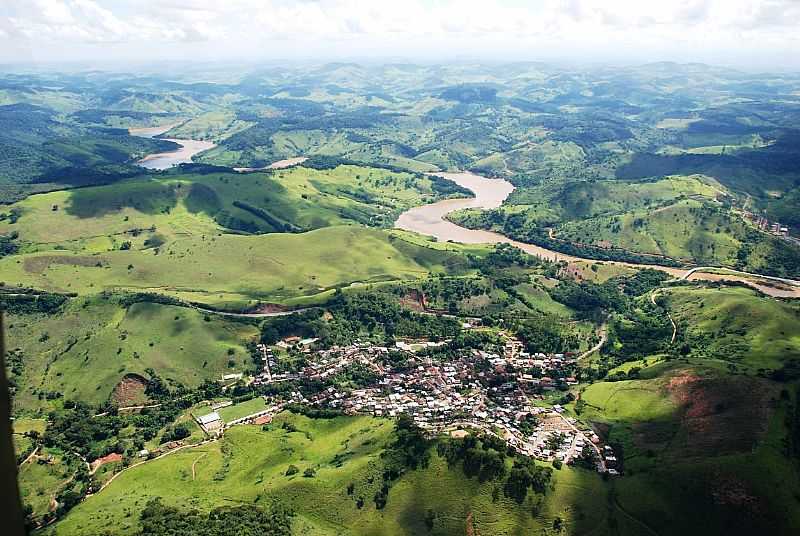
<box><xmin>1</xmin><ymin>61</ymin><xmax>799</xmax><ymax>536</ymax></box>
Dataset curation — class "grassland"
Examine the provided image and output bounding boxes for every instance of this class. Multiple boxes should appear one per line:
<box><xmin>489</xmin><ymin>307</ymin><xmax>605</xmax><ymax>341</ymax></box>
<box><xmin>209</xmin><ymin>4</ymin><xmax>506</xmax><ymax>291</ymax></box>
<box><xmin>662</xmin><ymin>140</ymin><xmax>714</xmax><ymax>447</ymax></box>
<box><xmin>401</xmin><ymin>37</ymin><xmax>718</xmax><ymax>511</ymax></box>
<box><xmin>0</xmin><ymin>225</ymin><xmax>472</xmax><ymax>308</ymax></box>
<box><xmin>664</xmin><ymin>286</ymin><xmax>800</xmax><ymax>372</ymax></box>
<box><xmin>49</xmin><ymin>412</ymin><xmax>612</xmax><ymax>536</ymax></box>
<box><xmin>576</xmin><ymin>360</ymin><xmax>799</xmax><ymax>535</ymax></box>
<box><xmin>0</xmin><ymin>164</ymin><xmax>478</xmax><ymax>307</ymax></box>
<box><xmin>164</xmin><ymin>110</ymin><xmax>254</xmax><ymax>141</ymax></box>
<box><xmin>565</xmin><ymin>281</ymin><xmax>800</xmax><ymax>535</ymax></box>
<box><xmin>557</xmin><ymin>198</ymin><xmax>745</xmax><ymax>264</ymax></box>
<box><xmin>455</xmin><ymin>173</ymin><xmax>800</xmax><ymax>274</ymax></box>
<box><xmin>18</xmin><ymin>454</ymin><xmax>76</xmax><ymax>518</ymax></box>
<box><xmin>7</xmin><ymin>297</ymin><xmax>260</xmax><ymax>413</ymax></box>
<box><xmin>2</xmin><ymin>164</ymin><xmax>459</xmax><ymax>238</ymax></box>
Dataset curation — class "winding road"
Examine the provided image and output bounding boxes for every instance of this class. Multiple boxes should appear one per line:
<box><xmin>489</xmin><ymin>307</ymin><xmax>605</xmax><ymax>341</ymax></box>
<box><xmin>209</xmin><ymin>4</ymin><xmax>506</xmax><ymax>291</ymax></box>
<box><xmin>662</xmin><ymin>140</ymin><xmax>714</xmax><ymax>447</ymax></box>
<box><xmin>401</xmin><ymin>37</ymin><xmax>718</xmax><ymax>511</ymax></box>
<box><xmin>650</xmin><ymin>289</ymin><xmax>677</xmax><ymax>344</ymax></box>
<box><xmin>577</xmin><ymin>323</ymin><xmax>608</xmax><ymax>360</ymax></box>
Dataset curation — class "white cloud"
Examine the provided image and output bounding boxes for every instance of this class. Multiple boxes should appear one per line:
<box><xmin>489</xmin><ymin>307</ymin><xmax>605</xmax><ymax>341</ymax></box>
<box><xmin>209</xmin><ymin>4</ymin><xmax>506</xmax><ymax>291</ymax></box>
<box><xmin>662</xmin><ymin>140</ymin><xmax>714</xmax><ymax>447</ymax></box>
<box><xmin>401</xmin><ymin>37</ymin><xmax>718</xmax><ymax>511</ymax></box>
<box><xmin>1</xmin><ymin>0</ymin><xmax>799</xmax><ymax>68</ymax></box>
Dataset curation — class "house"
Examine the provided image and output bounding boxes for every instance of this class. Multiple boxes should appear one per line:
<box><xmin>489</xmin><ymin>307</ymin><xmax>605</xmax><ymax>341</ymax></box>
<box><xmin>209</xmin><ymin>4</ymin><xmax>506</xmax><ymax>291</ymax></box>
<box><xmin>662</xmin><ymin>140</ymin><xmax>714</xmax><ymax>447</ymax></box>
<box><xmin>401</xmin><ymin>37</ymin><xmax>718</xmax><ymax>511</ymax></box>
<box><xmin>196</xmin><ymin>411</ymin><xmax>223</xmax><ymax>434</ymax></box>
<box><xmin>253</xmin><ymin>414</ymin><xmax>273</xmax><ymax>426</ymax></box>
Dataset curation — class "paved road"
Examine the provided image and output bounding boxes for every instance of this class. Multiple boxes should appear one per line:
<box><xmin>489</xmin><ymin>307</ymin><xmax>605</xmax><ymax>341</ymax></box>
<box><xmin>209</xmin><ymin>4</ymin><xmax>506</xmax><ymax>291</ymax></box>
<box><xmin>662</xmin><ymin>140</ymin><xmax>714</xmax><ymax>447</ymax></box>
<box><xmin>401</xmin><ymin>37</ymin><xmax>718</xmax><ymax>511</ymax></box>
<box><xmin>195</xmin><ymin>306</ymin><xmax>309</xmax><ymax>318</ymax></box>
<box><xmin>682</xmin><ymin>266</ymin><xmax>800</xmax><ymax>286</ymax></box>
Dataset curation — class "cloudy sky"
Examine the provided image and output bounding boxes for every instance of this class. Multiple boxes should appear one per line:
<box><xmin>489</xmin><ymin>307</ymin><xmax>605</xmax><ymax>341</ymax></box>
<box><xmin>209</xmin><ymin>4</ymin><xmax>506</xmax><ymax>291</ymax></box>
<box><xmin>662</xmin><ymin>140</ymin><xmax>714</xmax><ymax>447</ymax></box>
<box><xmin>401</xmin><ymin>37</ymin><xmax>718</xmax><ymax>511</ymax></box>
<box><xmin>1</xmin><ymin>0</ymin><xmax>799</xmax><ymax>70</ymax></box>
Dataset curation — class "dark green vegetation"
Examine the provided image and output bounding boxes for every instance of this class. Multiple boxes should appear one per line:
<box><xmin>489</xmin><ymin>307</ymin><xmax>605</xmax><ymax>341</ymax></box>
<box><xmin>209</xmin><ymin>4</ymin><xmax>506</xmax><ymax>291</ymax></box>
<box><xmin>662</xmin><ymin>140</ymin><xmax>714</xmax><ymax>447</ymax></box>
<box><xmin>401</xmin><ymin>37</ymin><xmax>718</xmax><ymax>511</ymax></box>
<box><xmin>260</xmin><ymin>290</ymin><xmax>461</xmax><ymax>347</ymax></box>
<box><xmin>136</xmin><ymin>499</ymin><xmax>293</xmax><ymax>536</ymax></box>
<box><xmin>0</xmin><ymin>103</ymin><xmax>177</xmax><ymax>202</ymax></box>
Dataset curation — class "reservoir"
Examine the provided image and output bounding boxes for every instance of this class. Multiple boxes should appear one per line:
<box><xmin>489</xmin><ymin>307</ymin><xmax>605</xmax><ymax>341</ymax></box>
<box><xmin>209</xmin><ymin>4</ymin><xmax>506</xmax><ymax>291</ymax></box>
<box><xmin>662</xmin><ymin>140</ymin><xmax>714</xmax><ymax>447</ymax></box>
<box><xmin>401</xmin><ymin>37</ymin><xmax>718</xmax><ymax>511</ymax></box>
<box><xmin>129</xmin><ymin>125</ymin><xmax>216</xmax><ymax>170</ymax></box>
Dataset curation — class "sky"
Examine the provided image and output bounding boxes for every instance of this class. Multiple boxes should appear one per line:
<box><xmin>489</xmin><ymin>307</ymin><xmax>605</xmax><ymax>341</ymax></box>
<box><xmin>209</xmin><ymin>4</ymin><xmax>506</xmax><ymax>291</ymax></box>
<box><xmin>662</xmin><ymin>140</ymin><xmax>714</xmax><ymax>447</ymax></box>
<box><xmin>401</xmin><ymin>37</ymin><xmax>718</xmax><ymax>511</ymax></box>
<box><xmin>1</xmin><ymin>0</ymin><xmax>800</xmax><ymax>70</ymax></box>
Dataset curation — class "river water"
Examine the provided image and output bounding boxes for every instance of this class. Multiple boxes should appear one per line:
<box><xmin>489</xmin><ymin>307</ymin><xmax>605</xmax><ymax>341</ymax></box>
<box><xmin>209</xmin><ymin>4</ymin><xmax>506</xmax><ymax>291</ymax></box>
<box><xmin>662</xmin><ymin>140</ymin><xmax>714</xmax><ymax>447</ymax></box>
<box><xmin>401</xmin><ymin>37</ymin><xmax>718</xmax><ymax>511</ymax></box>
<box><xmin>394</xmin><ymin>172</ymin><xmax>800</xmax><ymax>298</ymax></box>
<box><xmin>129</xmin><ymin>125</ymin><xmax>216</xmax><ymax>170</ymax></box>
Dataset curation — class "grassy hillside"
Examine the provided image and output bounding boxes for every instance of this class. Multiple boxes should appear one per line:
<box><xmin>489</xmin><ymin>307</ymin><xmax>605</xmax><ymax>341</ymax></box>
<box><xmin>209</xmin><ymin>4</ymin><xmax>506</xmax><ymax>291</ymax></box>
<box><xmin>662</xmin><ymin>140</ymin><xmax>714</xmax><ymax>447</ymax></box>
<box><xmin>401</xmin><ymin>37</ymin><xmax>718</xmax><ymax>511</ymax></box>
<box><xmin>557</xmin><ymin>198</ymin><xmax>745</xmax><ymax>264</ymax></box>
<box><xmin>7</xmin><ymin>297</ymin><xmax>259</xmax><ymax>412</ymax></box>
<box><xmin>0</xmin><ymin>103</ymin><xmax>177</xmax><ymax>202</ymax></box>
<box><xmin>0</xmin><ymin>226</ymin><xmax>472</xmax><ymax>307</ymax></box>
<box><xmin>664</xmin><ymin>286</ymin><xmax>800</xmax><ymax>373</ymax></box>
<box><xmin>452</xmin><ymin>174</ymin><xmax>800</xmax><ymax>276</ymax></box>
<box><xmin>0</xmin><ymin>165</ymin><xmax>478</xmax><ymax>307</ymax></box>
<box><xmin>49</xmin><ymin>412</ymin><xmax>611</xmax><ymax>536</ymax></box>
<box><xmin>0</xmin><ymin>164</ymin><xmax>461</xmax><ymax>239</ymax></box>
<box><xmin>577</xmin><ymin>363</ymin><xmax>800</xmax><ymax>535</ymax></box>
<box><xmin>571</xmin><ymin>284</ymin><xmax>800</xmax><ymax>535</ymax></box>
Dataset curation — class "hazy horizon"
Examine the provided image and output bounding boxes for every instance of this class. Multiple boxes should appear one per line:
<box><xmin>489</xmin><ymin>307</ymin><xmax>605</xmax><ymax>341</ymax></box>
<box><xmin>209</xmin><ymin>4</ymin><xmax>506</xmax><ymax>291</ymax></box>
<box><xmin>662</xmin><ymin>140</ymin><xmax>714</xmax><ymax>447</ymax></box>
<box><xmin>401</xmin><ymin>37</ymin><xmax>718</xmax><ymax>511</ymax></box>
<box><xmin>2</xmin><ymin>0</ymin><xmax>800</xmax><ymax>72</ymax></box>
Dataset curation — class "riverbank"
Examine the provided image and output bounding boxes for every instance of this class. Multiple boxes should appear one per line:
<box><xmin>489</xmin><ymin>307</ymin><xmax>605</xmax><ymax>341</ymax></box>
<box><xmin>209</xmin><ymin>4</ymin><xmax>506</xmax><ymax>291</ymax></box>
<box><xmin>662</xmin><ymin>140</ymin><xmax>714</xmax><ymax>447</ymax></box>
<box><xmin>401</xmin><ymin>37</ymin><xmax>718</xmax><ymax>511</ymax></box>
<box><xmin>394</xmin><ymin>171</ymin><xmax>800</xmax><ymax>298</ymax></box>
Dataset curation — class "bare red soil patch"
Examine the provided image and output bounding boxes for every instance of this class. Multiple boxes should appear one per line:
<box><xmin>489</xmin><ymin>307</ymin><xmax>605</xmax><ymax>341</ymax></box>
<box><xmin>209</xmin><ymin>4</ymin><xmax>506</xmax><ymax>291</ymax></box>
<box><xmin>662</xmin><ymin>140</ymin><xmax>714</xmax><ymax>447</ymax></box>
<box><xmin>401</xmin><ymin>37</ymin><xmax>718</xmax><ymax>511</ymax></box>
<box><xmin>110</xmin><ymin>373</ymin><xmax>148</xmax><ymax>407</ymax></box>
<box><xmin>253</xmin><ymin>414</ymin><xmax>272</xmax><ymax>425</ymax></box>
<box><xmin>250</xmin><ymin>303</ymin><xmax>288</xmax><ymax>314</ymax></box>
<box><xmin>465</xmin><ymin>511</ymin><xmax>476</xmax><ymax>536</ymax></box>
<box><xmin>90</xmin><ymin>452</ymin><xmax>122</xmax><ymax>473</ymax></box>
<box><xmin>665</xmin><ymin>371</ymin><xmax>774</xmax><ymax>458</ymax></box>
<box><xmin>399</xmin><ymin>289</ymin><xmax>426</xmax><ymax>312</ymax></box>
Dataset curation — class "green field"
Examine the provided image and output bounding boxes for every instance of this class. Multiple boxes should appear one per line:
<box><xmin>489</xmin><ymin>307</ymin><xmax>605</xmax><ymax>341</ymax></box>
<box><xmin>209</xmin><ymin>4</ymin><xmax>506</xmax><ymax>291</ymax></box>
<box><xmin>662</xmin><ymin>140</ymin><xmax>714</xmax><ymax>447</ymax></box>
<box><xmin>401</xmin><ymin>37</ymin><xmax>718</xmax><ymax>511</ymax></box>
<box><xmin>48</xmin><ymin>412</ymin><xmax>612</xmax><ymax>536</ymax></box>
<box><xmin>664</xmin><ymin>286</ymin><xmax>800</xmax><ymax>372</ymax></box>
<box><xmin>0</xmin><ymin>165</ymin><xmax>477</xmax><ymax>307</ymax></box>
<box><xmin>7</xmin><ymin>297</ymin><xmax>260</xmax><ymax>412</ymax></box>
<box><xmin>216</xmin><ymin>397</ymin><xmax>269</xmax><ymax>422</ymax></box>
<box><xmin>0</xmin><ymin>164</ymin><xmax>460</xmax><ymax>239</ymax></box>
<box><xmin>19</xmin><ymin>453</ymin><xmax>78</xmax><ymax>519</ymax></box>
<box><xmin>0</xmin><ymin>225</ymin><xmax>472</xmax><ymax>307</ymax></box>
<box><xmin>576</xmin><ymin>361</ymin><xmax>799</xmax><ymax>534</ymax></box>
<box><xmin>452</xmin><ymin>173</ymin><xmax>800</xmax><ymax>275</ymax></box>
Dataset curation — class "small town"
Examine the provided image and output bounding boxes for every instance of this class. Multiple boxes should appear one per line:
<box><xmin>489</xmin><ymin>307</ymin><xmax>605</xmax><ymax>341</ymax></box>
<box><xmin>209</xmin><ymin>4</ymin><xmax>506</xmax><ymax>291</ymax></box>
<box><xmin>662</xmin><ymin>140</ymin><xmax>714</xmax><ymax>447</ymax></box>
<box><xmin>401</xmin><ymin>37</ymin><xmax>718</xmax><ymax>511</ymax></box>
<box><xmin>193</xmin><ymin>333</ymin><xmax>619</xmax><ymax>475</ymax></box>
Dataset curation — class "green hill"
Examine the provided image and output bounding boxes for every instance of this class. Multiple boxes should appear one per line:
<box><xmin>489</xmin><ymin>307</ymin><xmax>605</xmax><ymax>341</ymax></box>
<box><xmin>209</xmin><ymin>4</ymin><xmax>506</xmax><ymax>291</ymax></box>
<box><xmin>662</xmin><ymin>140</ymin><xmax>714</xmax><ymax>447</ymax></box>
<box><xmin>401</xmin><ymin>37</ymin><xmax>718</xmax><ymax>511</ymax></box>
<box><xmin>7</xmin><ymin>296</ymin><xmax>259</xmax><ymax>412</ymax></box>
<box><xmin>48</xmin><ymin>412</ymin><xmax>610</xmax><ymax>536</ymax></box>
<box><xmin>0</xmin><ymin>165</ymin><xmax>478</xmax><ymax>307</ymax></box>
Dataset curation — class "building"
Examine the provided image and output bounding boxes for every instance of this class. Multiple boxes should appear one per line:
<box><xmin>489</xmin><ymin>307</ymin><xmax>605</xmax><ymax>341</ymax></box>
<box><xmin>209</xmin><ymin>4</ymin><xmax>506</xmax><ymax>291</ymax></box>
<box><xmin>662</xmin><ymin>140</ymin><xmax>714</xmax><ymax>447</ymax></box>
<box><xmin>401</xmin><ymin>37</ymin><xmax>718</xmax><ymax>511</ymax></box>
<box><xmin>196</xmin><ymin>411</ymin><xmax>223</xmax><ymax>435</ymax></box>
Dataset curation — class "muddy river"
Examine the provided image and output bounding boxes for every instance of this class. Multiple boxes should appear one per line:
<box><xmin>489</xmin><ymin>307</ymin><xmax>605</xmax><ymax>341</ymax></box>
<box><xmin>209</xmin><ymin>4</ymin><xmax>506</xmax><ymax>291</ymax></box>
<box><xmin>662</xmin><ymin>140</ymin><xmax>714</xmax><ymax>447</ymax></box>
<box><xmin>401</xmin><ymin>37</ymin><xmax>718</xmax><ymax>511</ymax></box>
<box><xmin>395</xmin><ymin>172</ymin><xmax>800</xmax><ymax>298</ymax></box>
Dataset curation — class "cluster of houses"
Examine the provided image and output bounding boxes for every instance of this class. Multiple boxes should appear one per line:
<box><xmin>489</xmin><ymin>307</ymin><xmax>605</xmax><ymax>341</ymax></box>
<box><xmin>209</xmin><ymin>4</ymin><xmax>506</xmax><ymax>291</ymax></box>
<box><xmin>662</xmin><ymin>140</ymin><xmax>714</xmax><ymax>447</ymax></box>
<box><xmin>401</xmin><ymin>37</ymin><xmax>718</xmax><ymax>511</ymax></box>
<box><xmin>745</xmin><ymin>212</ymin><xmax>790</xmax><ymax>237</ymax></box>
<box><xmin>192</xmin><ymin>332</ymin><xmax>618</xmax><ymax>473</ymax></box>
<box><xmin>246</xmin><ymin>334</ymin><xmax>616</xmax><ymax>472</ymax></box>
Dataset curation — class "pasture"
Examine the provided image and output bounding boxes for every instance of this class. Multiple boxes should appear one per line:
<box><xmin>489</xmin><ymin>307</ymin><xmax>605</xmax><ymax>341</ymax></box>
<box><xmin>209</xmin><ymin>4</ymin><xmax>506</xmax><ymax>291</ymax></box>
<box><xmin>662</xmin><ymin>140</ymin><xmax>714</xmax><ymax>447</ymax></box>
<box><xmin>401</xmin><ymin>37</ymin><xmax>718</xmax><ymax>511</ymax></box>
<box><xmin>50</xmin><ymin>412</ymin><xmax>612</xmax><ymax>536</ymax></box>
<box><xmin>8</xmin><ymin>298</ymin><xmax>260</xmax><ymax>412</ymax></box>
<box><xmin>0</xmin><ymin>165</ymin><xmax>478</xmax><ymax>307</ymax></box>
